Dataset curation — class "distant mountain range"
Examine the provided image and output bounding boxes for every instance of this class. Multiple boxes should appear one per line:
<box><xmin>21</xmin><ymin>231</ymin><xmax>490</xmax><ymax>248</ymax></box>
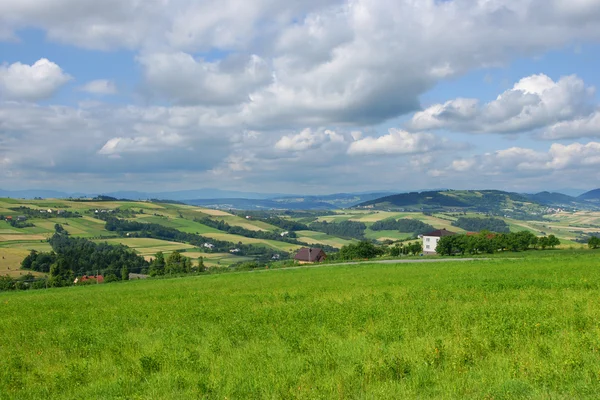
<box><xmin>2</xmin><ymin>187</ymin><xmax>600</xmax><ymax>211</ymax></box>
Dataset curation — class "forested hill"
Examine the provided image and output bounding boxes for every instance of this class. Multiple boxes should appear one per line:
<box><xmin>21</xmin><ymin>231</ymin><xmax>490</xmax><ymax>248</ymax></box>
<box><xmin>355</xmin><ymin>190</ymin><xmax>547</xmax><ymax>217</ymax></box>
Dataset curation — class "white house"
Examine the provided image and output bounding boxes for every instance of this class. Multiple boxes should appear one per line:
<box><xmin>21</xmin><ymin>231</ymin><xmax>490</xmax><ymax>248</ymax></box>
<box><xmin>422</xmin><ymin>228</ymin><xmax>456</xmax><ymax>255</ymax></box>
<box><xmin>280</xmin><ymin>231</ymin><xmax>289</xmax><ymax>237</ymax></box>
<box><xmin>203</xmin><ymin>243</ymin><xmax>215</xmax><ymax>250</ymax></box>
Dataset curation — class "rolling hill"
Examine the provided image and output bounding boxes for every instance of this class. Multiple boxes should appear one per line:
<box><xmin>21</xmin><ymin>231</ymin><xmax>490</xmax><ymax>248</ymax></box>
<box><xmin>578</xmin><ymin>188</ymin><xmax>600</xmax><ymax>202</ymax></box>
<box><xmin>355</xmin><ymin>190</ymin><xmax>548</xmax><ymax>217</ymax></box>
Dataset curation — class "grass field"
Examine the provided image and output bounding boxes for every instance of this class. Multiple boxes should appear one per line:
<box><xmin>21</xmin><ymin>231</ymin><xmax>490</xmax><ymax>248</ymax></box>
<box><xmin>202</xmin><ymin>232</ymin><xmax>302</xmax><ymax>253</ymax></box>
<box><xmin>92</xmin><ymin>238</ymin><xmax>197</xmax><ymax>256</ymax></box>
<box><xmin>1</xmin><ymin>252</ymin><xmax>600</xmax><ymax>398</ymax></box>
<box><xmin>295</xmin><ymin>230</ymin><xmax>356</xmax><ymax>248</ymax></box>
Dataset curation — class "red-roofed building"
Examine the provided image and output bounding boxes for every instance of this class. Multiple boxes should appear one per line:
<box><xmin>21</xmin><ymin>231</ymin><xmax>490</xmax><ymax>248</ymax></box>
<box><xmin>294</xmin><ymin>247</ymin><xmax>327</xmax><ymax>264</ymax></box>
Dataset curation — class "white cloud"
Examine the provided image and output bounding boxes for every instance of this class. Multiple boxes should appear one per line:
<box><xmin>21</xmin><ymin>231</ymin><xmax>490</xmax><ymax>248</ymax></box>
<box><xmin>78</xmin><ymin>80</ymin><xmax>117</xmax><ymax>95</ymax></box>
<box><xmin>138</xmin><ymin>52</ymin><xmax>271</xmax><ymax>106</ymax></box>
<box><xmin>98</xmin><ymin>131</ymin><xmax>184</xmax><ymax>155</ymax></box>
<box><xmin>275</xmin><ymin>128</ymin><xmax>345</xmax><ymax>152</ymax></box>
<box><xmin>348</xmin><ymin>129</ymin><xmax>440</xmax><ymax>155</ymax></box>
<box><xmin>0</xmin><ymin>58</ymin><xmax>71</xmax><ymax>101</ymax></box>
<box><xmin>541</xmin><ymin>111</ymin><xmax>600</xmax><ymax>139</ymax></box>
<box><xmin>410</xmin><ymin>74</ymin><xmax>595</xmax><ymax>134</ymax></box>
<box><xmin>446</xmin><ymin>142</ymin><xmax>600</xmax><ymax>175</ymax></box>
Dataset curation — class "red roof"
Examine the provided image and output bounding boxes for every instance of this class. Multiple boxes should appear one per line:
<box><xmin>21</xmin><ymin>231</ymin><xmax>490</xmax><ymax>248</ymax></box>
<box><xmin>80</xmin><ymin>275</ymin><xmax>104</xmax><ymax>283</ymax></box>
<box><xmin>294</xmin><ymin>247</ymin><xmax>326</xmax><ymax>262</ymax></box>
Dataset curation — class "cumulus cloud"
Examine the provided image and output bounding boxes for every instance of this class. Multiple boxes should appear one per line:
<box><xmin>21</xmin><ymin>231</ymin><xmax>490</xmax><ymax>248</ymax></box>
<box><xmin>348</xmin><ymin>129</ymin><xmax>442</xmax><ymax>155</ymax></box>
<box><xmin>540</xmin><ymin>111</ymin><xmax>600</xmax><ymax>139</ymax></box>
<box><xmin>0</xmin><ymin>58</ymin><xmax>71</xmax><ymax>101</ymax></box>
<box><xmin>410</xmin><ymin>74</ymin><xmax>596</xmax><ymax>134</ymax></box>
<box><xmin>446</xmin><ymin>142</ymin><xmax>600</xmax><ymax>174</ymax></box>
<box><xmin>138</xmin><ymin>52</ymin><xmax>272</xmax><ymax>106</ymax></box>
<box><xmin>275</xmin><ymin>128</ymin><xmax>345</xmax><ymax>152</ymax></box>
<box><xmin>78</xmin><ymin>80</ymin><xmax>117</xmax><ymax>95</ymax></box>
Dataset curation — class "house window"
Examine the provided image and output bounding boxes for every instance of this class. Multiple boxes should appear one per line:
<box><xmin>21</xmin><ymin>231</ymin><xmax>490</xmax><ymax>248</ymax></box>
<box><xmin>426</xmin><ymin>238</ymin><xmax>430</xmax><ymax>242</ymax></box>
<box><xmin>426</xmin><ymin>245</ymin><xmax>430</xmax><ymax>249</ymax></box>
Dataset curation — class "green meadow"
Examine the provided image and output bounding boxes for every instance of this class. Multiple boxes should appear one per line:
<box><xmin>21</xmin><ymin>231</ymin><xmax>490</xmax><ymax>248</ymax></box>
<box><xmin>1</xmin><ymin>251</ymin><xmax>599</xmax><ymax>399</ymax></box>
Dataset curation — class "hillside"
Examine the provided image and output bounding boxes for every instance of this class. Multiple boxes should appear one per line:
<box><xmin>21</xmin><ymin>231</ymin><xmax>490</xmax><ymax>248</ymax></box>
<box><xmin>184</xmin><ymin>192</ymin><xmax>395</xmax><ymax>210</ymax></box>
<box><xmin>578</xmin><ymin>188</ymin><xmax>600</xmax><ymax>202</ymax></box>
<box><xmin>524</xmin><ymin>191</ymin><xmax>599</xmax><ymax>209</ymax></box>
<box><xmin>355</xmin><ymin>190</ymin><xmax>549</xmax><ymax>218</ymax></box>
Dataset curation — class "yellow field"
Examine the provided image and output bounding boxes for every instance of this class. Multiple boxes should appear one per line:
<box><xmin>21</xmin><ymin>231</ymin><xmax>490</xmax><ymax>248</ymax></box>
<box><xmin>0</xmin><ymin>248</ymin><xmax>43</xmax><ymax>277</ymax></box>
<box><xmin>0</xmin><ymin>234</ymin><xmax>48</xmax><ymax>241</ymax></box>
<box><xmin>194</xmin><ymin>208</ymin><xmax>233</xmax><ymax>217</ymax></box>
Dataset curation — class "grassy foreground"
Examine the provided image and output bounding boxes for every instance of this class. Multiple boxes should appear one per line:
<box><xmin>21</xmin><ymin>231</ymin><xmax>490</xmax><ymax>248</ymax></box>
<box><xmin>1</xmin><ymin>253</ymin><xmax>600</xmax><ymax>399</ymax></box>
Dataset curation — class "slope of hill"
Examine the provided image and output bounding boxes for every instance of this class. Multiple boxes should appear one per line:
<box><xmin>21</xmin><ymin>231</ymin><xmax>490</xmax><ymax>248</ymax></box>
<box><xmin>522</xmin><ymin>191</ymin><xmax>599</xmax><ymax>209</ymax></box>
<box><xmin>355</xmin><ymin>190</ymin><xmax>546</xmax><ymax>218</ymax></box>
<box><xmin>578</xmin><ymin>188</ymin><xmax>600</xmax><ymax>202</ymax></box>
<box><xmin>184</xmin><ymin>192</ymin><xmax>395</xmax><ymax>210</ymax></box>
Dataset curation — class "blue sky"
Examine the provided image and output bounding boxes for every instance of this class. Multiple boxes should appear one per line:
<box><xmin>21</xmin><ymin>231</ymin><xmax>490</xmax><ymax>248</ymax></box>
<box><xmin>1</xmin><ymin>0</ymin><xmax>600</xmax><ymax>195</ymax></box>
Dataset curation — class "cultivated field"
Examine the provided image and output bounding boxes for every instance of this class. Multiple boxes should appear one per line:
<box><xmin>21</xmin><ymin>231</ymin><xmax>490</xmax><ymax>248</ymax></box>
<box><xmin>1</xmin><ymin>252</ymin><xmax>599</xmax><ymax>398</ymax></box>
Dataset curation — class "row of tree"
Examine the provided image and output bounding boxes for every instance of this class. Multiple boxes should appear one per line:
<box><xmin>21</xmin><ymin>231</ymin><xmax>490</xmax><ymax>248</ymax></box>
<box><xmin>370</xmin><ymin>218</ymin><xmax>434</xmax><ymax>235</ymax></box>
<box><xmin>436</xmin><ymin>231</ymin><xmax>560</xmax><ymax>255</ymax></box>
<box><xmin>451</xmin><ymin>217</ymin><xmax>510</xmax><ymax>233</ymax></box>
<box><xmin>308</xmin><ymin>220</ymin><xmax>367</xmax><ymax>240</ymax></box>
<box><xmin>148</xmin><ymin>251</ymin><xmax>205</xmax><ymax>276</ymax></box>
<box><xmin>21</xmin><ymin>229</ymin><xmax>150</xmax><ymax>286</ymax></box>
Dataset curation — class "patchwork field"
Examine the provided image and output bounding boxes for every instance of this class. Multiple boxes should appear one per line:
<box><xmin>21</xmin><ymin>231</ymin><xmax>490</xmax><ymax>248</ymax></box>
<box><xmin>201</xmin><ymin>232</ymin><xmax>302</xmax><ymax>253</ymax></box>
<box><xmin>295</xmin><ymin>230</ymin><xmax>356</xmax><ymax>248</ymax></box>
<box><xmin>2</xmin><ymin>252</ymin><xmax>599</xmax><ymax>398</ymax></box>
<box><xmin>92</xmin><ymin>238</ymin><xmax>198</xmax><ymax>256</ymax></box>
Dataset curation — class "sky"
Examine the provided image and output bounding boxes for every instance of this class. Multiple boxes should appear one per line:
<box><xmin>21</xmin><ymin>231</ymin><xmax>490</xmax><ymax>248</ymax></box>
<box><xmin>1</xmin><ymin>0</ymin><xmax>600</xmax><ymax>195</ymax></box>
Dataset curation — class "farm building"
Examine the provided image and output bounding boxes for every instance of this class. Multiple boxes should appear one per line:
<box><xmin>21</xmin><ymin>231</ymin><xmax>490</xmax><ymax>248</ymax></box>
<box><xmin>294</xmin><ymin>247</ymin><xmax>327</xmax><ymax>264</ymax></box>
<box><xmin>422</xmin><ymin>228</ymin><xmax>456</xmax><ymax>255</ymax></box>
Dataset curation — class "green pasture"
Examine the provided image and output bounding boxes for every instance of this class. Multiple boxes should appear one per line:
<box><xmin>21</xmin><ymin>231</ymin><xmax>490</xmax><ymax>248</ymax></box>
<box><xmin>92</xmin><ymin>238</ymin><xmax>197</xmax><ymax>256</ymax></box>
<box><xmin>295</xmin><ymin>230</ymin><xmax>356</xmax><ymax>248</ymax></box>
<box><xmin>2</xmin><ymin>252</ymin><xmax>600</xmax><ymax>398</ymax></box>
<box><xmin>202</xmin><ymin>232</ymin><xmax>302</xmax><ymax>252</ymax></box>
<box><xmin>364</xmin><ymin>229</ymin><xmax>414</xmax><ymax>241</ymax></box>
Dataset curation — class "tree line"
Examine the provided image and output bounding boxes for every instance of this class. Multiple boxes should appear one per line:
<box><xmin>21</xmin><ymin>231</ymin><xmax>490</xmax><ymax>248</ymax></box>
<box><xmin>370</xmin><ymin>218</ymin><xmax>434</xmax><ymax>235</ymax></box>
<box><xmin>21</xmin><ymin>230</ymin><xmax>148</xmax><ymax>286</ymax></box>
<box><xmin>436</xmin><ymin>231</ymin><xmax>560</xmax><ymax>256</ymax></box>
<box><xmin>308</xmin><ymin>220</ymin><xmax>367</xmax><ymax>240</ymax></box>
<box><xmin>451</xmin><ymin>217</ymin><xmax>510</xmax><ymax>233</ymax></box>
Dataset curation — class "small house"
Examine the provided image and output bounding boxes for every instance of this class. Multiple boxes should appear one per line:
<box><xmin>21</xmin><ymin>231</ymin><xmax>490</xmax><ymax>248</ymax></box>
<box><xmin>280</xmin><ymin>231</ymin><xmax>289</xmax><ymax>237</ymax></box>
<box><xmin>17</xmin><ymin>215</ymin><xmax>27</xmax><ymax>221</ymax></box>
<box><xmin>294</xmin><ymin>247</ymin><xmax>327</xmax><ymax>264</ymax></box>
<box><xmin>422</xmin><ymin>228</ymin><xmax>456</xmax><ymax>255</ymax></box>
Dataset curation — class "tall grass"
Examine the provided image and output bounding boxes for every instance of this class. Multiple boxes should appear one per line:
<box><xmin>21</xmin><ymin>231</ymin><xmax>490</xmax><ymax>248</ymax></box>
<box><xmin>1</xmin><ymin>252</ymin><xmax>599</xmax><ymax>399</ymax></box>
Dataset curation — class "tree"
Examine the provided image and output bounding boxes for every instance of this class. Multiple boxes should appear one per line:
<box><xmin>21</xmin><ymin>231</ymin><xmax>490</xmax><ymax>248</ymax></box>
<box><xmin>49</xmin><ymin>258</ymin><xmax>74</xmax><ymax>287</ymax></box>
<box><xmin>197</xmin><ymin>257</ymin><xmax>205</xmax><ymax>271</ymax></box>
<box><xmin>588</xmin><ymin>236</ymin><xmax>600</xmax><ymax>249</ymax></box>
<box><xmin>121</xmin><ymin>265</ymin><xmax>129</xmax><ymax>281</ymax></box>
<box><xmin>150</xmin><ymin>251</ymin><xmax>166</xmax><ymax>276</ymax></box>
<box><xmin>547</xmin><ymin>235</ymin><xmax>560</xmax><ymax>249</ymax></box>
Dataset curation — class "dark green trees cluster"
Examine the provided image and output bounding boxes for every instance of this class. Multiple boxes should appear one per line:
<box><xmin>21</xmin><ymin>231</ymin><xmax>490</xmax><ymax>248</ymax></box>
<box><xmin>436</xmin><ymin>231</ymin><xmax>560</xmax><ymax>256</ymax></box>
<box><xmin>336</xmin><ymin>241</ymin><xmax>385</xmax><ymax>260</ymax></box>
<box><xmin>588</xmin><ymin>236</ymin><xmax>600</xmax><ymax>249</ymax></box>
<box><xmin>308</xmin><ymin>221</ymin><xmax>367</xmax><ymax>240</ymax></box>
<box><xmin>21</xmin><ymin>231</ymin><xmax>149</xmax><ymax>287</ymax></box>
<box><xmin>451</xmin><ymin>217</ymin><xmax>510</xmax><ymax>233</ymax></box>
<box><xmin>148</xmin><ymin>251</ymin><xmax>204</xmax><ymax>276</ymax></box>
